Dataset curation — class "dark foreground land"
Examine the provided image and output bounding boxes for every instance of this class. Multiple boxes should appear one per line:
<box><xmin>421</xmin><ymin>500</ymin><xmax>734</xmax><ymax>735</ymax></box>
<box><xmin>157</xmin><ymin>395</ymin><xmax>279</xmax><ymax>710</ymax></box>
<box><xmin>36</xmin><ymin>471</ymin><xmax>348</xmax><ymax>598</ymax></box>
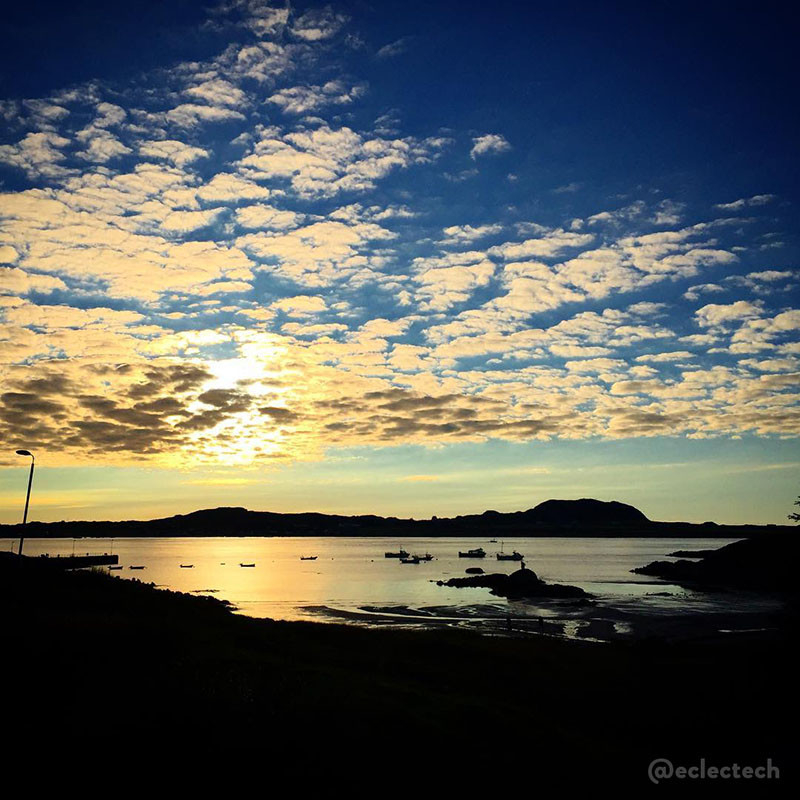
<box><xmin>1</xmin><ymin>554</ymin><xmax>795</xmax><ymax>786</ymax></box>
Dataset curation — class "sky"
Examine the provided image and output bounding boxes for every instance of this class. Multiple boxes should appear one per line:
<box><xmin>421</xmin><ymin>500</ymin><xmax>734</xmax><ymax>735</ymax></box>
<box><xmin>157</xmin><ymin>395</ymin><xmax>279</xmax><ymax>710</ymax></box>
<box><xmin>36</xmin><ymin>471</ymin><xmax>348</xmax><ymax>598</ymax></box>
<box><xmin>0</xmin><ymin>0</ymin><xmax>798</xmax><ymax>524</ymax></box>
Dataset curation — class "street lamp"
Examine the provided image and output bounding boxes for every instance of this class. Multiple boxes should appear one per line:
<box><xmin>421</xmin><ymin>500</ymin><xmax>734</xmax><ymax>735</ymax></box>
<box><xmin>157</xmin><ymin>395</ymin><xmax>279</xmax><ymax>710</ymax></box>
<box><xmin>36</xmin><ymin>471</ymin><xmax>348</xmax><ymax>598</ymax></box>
<box><xmin>15</xmin><ymin>450</ymin><xmax>34</xmax><ymax>556</ymax></box>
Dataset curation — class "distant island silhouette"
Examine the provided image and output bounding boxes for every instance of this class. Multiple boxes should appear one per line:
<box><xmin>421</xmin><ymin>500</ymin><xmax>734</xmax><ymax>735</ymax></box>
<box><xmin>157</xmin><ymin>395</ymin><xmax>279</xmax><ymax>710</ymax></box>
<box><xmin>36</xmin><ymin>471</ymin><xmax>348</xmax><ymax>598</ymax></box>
<box><xmin>1</xmin><ymin>498</ymin><xmax>793</xmax><ymax>538</ymax></box>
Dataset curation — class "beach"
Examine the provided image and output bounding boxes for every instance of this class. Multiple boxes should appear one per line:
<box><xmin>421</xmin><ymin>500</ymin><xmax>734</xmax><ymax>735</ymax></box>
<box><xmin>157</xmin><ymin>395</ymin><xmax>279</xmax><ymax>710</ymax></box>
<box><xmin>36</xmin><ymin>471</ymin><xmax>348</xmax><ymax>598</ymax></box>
<box><xmin>1</xmin><ymin>551</ymin><xmax>795</xmax><ymax>784</ymax></box>
<box><xmin>4</xmin><ymin>535</ymin><xmax>784</xmax><ymax>641</ymax></box>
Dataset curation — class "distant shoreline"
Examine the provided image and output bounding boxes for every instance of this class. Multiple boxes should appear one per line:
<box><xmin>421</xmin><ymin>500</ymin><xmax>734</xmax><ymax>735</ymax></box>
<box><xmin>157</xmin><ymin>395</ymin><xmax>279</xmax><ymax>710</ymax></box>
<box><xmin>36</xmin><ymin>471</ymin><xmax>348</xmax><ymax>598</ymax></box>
<box><xmin>1</xmin><ymin>530</ymin><xmax>772</xmax><ymax>539</ymax></box>
<box><xmin>1</xmin><ymin>499</ymin><xmax>793</xmax><ymax>541</ymax></box>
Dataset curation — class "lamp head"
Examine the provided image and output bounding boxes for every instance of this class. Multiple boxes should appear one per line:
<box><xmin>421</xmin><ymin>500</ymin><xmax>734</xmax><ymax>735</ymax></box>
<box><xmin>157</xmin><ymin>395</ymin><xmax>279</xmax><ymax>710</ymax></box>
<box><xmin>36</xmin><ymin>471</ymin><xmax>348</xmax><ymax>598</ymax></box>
<box><xmin>16</xmin><ymin>450</ymin><xmax>33</xmax><ymax>457</ymax></box>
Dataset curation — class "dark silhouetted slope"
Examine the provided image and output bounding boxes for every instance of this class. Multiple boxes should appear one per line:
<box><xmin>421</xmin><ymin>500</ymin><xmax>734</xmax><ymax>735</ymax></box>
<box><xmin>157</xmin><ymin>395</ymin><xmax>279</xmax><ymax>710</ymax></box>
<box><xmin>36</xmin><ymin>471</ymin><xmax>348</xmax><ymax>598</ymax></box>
<box><xmin>632</xmin><ymin>535</ymin><xmax>800</xmax><ymax>592</ymax></box>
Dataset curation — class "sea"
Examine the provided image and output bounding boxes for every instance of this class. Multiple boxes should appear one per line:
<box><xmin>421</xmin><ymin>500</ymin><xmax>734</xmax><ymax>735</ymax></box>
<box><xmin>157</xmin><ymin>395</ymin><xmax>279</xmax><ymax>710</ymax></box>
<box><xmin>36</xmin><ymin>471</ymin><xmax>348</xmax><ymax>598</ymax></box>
<box><xmin>3</xmin><ymin>535</ymin><xmax>784</xmax><ymax>640</ymax></box>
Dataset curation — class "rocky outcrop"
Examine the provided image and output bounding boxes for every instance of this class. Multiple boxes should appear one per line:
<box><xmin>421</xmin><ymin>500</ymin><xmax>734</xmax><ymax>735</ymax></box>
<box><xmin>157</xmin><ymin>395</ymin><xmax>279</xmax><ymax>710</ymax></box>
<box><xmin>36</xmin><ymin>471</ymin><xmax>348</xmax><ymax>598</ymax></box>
<box><xmin>632</xmin><ymin>535</ymin><xmax>799</xmax><ymax>592</ymax></box>
<box><xmin>438</xmin><ymin>566</ymin><xmax>589</xmax><ymax>599</ymax></box>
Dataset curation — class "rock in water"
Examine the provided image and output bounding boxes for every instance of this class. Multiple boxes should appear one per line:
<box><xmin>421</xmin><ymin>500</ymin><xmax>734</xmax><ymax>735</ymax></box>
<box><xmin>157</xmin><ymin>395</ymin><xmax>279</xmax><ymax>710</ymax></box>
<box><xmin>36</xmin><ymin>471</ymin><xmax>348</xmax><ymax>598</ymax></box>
<box><xmin>438</xmin><ymin>565</ymin><xmax>589</xmax><ymax>599</ymax></box>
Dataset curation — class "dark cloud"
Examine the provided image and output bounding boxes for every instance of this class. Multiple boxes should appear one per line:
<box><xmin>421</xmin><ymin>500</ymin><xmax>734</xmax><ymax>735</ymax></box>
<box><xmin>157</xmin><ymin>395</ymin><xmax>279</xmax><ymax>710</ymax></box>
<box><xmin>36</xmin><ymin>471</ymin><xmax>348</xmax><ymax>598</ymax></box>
<box><xmin>258</xmin><ymin>405</ymin><xmax>298</xmax><ymax>422</ymax></box>
<box><xmin>127</xmin><ymin>365</ymin><xmax>211</xmax><ymax>399</ymax></box>
<box><xmin>197</xmin><ymin>388</ymin><xmax>251</xmax><ymax>411</ymax></box>
<box><xmin>0</xmin><ymin>362</ymin><xmax>231</xmax><ymax>457</ymax></box>
<box><xmin>0</xmin><ymin>392</ymin><xmax>65</xmax><ymax>416</ymax></box>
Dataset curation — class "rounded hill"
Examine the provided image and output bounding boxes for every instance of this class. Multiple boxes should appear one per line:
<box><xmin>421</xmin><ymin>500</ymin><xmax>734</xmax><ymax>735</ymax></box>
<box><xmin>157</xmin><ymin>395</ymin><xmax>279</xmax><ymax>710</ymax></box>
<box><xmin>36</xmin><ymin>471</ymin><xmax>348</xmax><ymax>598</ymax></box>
<box><xmin>526</xmin><ymin>499</ymin><xmax>649</xmax><ymax>526</ymax></box>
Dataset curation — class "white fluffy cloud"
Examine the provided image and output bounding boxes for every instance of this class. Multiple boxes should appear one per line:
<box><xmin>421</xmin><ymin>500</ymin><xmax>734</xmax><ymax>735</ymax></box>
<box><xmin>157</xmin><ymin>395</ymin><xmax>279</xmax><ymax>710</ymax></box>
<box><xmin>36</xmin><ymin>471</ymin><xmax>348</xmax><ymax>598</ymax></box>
<box><xmin>470</xmin><ymin>134</ymin><xmax>511</xmax><ymax>159</ymax></box>
<box><xmin>0</xmin><ymin>1</ymin><xmax>797</xmax><ymax>470</ymax></box>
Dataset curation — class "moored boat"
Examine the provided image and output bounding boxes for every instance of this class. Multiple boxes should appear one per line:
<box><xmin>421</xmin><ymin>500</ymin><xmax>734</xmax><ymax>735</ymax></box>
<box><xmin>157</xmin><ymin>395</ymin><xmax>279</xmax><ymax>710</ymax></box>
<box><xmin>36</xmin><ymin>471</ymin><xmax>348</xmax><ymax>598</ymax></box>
<box><xmin>400</xmin><ymin>556</ymin><xmax>420</xmax><ymax>564</ymax></box>
<box><xmin>496</xmin><ymin>542</ymin><xmax>524</xmax><ymax>561</ymax></box>
<box><xmin>458</xmin><ymin>547</ymin><xmax>486</xmax><ymax>558</ymax></box>
<box><xmin>385</xmin><ymin>548</ymin><xmax>410</xmax><ymax>558</ymax></box>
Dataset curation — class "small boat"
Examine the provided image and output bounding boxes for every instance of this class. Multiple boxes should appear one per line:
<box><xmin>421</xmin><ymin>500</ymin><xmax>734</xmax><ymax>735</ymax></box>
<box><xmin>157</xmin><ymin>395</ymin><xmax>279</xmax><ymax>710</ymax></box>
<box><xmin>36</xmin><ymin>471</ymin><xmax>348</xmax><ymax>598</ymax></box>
<box><xmin>417</xmin><ymin>553</ymin><xmax>434</xmax><ymax>561</ymax></box>
<box><xmin>129</xmin><ymin>565</ymin><xmax>145</xmax><ymax>570</ymax></box>
<box><xmin>180</xmin><ymin>564</ymin><xmax>194</xmax><ymax>568</ymax></box>
<box><xmin>496</xmin><ymin>543</ymin><xmax>524</xmax><ymax>561</ymax></box>
<box><xmin>458</xmin><ymin>547</ymin><xmax>486</xmax><ymax>558</ymax></box>
<box><xmin>489</xmin><ymin>539</ymin><xmax>498</xmax><ymax>543</ymax></box>
<box><xmin>385</xmin><ymin>548</ymin><xmax>410</xmax><ymax>558</ymax></box>
<box><xmin>300</xmin><ymin>556</ymin><xmax>318</xmax><ymax>561</ymax></box>
<box><xmin>400</xmin><ymin>556</ymin><xmax>420</xmax><ymax>564</ymax></box>
<box><xmin>108</xmin><ymin>565</ymin><xmax>123</xmax><ymax>571</ymax></box>
<box><xmin>465</xmin><ymin>567</ymin><xmax>484</xmax><ymax>574</ymax></box>
<box><xmin>240</xmin><ymin>563</ymin><xmax>255</xmax><ymax>567</ymax></box>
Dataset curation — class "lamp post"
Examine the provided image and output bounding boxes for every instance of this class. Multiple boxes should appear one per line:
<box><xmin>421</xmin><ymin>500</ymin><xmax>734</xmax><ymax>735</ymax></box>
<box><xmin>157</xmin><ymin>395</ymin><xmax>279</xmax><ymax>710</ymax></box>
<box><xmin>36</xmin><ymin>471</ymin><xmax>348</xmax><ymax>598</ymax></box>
<box><xmin>15</xmin><ymin>450</ymin><xmax>34</xmax><ymax>556</ymax></box>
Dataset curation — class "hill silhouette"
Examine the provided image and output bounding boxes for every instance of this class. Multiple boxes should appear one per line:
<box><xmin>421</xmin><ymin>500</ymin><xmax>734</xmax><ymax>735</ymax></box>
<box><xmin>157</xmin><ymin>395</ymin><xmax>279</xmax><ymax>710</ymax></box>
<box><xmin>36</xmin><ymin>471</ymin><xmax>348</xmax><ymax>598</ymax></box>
<box><xmin>524</xmin><ymin>498</ymin><xmax>648</xmax><ymax>526</ymax></box>
<box><xmin>0</xmin><ymin>498</ymin><xmax>791</xmax><ymax>539</ymax></box>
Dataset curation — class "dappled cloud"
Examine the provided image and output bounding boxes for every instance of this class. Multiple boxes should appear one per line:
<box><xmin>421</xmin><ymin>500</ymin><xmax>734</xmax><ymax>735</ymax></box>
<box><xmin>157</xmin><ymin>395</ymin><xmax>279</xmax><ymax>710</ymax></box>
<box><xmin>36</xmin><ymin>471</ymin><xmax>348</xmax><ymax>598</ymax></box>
<box><xmin>0</xmin><ymin>0</ymin><xmax>798</xmax><ymax>470</ymax></box>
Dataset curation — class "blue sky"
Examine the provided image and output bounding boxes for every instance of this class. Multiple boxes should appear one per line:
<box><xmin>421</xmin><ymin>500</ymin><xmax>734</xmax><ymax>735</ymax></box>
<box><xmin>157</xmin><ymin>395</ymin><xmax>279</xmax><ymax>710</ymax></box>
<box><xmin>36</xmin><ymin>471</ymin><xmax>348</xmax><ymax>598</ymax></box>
<box><xmin>0</xmin><ymin>1</ymin><xmax>798</xmax><ymax>523</ymax></box>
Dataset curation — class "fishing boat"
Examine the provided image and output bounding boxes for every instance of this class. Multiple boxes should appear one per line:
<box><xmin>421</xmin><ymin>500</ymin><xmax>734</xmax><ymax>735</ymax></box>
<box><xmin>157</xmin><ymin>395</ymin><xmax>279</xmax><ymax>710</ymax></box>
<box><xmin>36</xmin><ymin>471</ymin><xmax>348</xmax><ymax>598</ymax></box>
<box><xmin>300</xmin><ymin>555</ymin><xmax>318</xmax><ymax>561</ymax></box>
<box><xmin>385</xmin><ymin>548</ymin><xmax>410</xmax><ymax>558</ymax></box>
<box><xmin>496</xmin><ymin>542</ymin><xmax>524</xmax><ymax>561</ymax></box>
<box><xmin>240</xmin><ymin>562</ymin><xmax>255</xmax><ymax>567</ymax></box>
<box><xmin>458</xmin><ymin>547</ymin><xmax>486</xmax><ymax>558</ymax></box>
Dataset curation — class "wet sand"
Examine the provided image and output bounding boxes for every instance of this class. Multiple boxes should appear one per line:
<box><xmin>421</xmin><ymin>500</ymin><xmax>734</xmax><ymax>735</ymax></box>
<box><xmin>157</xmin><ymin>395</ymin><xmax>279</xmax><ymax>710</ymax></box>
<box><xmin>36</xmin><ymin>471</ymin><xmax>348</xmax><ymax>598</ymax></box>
<box><xmin>300</xmin><ymin>595</ymin><xmax>790</xmax><ymax>644</ymax></box>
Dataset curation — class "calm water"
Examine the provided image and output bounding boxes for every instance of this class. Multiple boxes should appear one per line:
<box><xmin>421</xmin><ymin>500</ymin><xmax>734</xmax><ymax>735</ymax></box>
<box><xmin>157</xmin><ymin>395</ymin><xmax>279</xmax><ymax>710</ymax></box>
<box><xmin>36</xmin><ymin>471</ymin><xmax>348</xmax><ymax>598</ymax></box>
<box><xmin>5</xmin><ymin>535</ymin><xmax>781</xmax><ymax>639</ymax></box>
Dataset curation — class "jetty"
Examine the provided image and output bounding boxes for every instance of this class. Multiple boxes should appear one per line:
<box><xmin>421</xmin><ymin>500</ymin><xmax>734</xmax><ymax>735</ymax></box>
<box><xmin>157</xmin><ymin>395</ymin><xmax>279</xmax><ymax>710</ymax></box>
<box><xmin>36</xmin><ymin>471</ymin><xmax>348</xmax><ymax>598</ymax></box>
<box><xmin>0</xmin><ymin>552</ymin><xmax>119</xmax><ymax>570</ymax></box>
